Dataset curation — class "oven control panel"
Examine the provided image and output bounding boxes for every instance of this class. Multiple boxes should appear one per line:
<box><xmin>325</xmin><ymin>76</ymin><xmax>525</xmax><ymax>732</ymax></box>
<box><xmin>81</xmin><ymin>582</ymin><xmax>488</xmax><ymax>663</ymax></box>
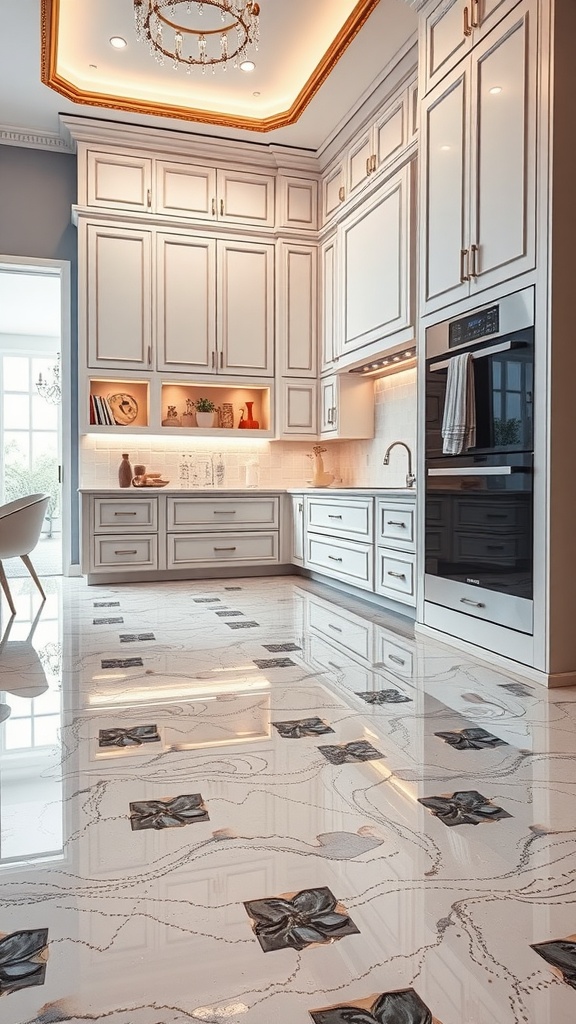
<box><xmin>449</xmin><ymin>305</ymin><xmax>499</xmax><ymax>348</ymax></box>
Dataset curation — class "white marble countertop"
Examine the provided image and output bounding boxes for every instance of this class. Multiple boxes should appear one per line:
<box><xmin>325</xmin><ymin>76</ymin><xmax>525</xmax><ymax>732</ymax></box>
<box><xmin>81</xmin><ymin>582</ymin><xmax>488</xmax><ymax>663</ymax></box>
<box><xmin>79</xmin><ymin>486</ymin><xmax>417</xmax><ymax>496</ymax></box>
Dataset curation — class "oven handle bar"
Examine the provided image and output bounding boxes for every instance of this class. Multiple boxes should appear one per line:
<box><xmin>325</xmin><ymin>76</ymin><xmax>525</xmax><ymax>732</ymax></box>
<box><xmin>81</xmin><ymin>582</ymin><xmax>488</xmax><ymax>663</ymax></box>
<box><xmin>429</xmin><ymin>339</ymin><xmax>526</xmax><ymax>372</ymax></box>
<box><xmin>428</xmin><ymin>466</ymin><xmax>530</xmax><ymax>477</ymax></box>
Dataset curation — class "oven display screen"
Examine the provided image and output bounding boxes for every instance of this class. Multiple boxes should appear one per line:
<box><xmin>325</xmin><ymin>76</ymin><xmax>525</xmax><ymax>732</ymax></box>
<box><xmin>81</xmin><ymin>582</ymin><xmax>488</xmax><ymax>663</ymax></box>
<box><xmin>449</xmin><ymin>306</ymin><xmax>499</xmax><ymax>348</ymax></box>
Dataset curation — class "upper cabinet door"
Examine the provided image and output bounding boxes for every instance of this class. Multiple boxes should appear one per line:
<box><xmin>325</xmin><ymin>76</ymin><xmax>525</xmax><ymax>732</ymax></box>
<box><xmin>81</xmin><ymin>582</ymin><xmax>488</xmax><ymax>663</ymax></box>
<box><xmin>155</xmin><ymin>161</ymin><xmax>216</xmax><ymax>220</ymax></box>
<box><xmin>277</xmin><ymin>242</ymin><xmax>318</xmax><ymax>378</ymax></box>
<box><xmin>341</xmin><ymin>166</ymin><xmax>412</xmax><ymax>357</ymax></box>
<box><xmin>320</xmin><ymin>235</ymin><xmax>338</xmax><ymax>376</ymax></box>
<box><xmin>468</xmin><ymin>2</ymin><xmax>536</xmax><ymax>294</ymax></box>
<box><xmin>421</xmin><ymin>66</ymin><xmax>471</xmax><ymax>315</ymax></box>
<box><xmin>373</xmin><ymin>97</ymin><xmax>407</xmax><ymax>173</ymax></box>
<box><xmin>84</xmin><ymin>224</ymin><xmax>152</xmax><ymax>370</ymax></box>
<box><xmin>470</xmin><ymin>0</ymin><xmax>522</xmax><ymax>43</ymax></box>
<box><xmin>423</xmin><ymin>0</ymin><xmax>472</xmax><ymax>95</ymax></box>
<box><xmin>217</xmin><ymin>239</ymin><xmax>274</xmax><ymax>377</ymax></box>
<box><xmin>322</xmin><ymin>162</ymin><xmax>346</xmax><ymax>224</ymax></box>
<box><xmin>86</xmin><ymin>152</ymin><xmax>153</xmax><ymax>213</ymax></box>
<box><xmin>156</xmin><ymin>233</ymin><xmax>216</xmax><ymax>374</ymax></box>
<box><xmin>277</xmin><ymin>176</ymin><xmax>318</xmax><ymax>231</ymax></box>
<box><xmin>347</xmin><ymin>129</ymin><xmax>373</xmax><ymax>198</ymax></box>
<box><xmin>216</xmin><ymin>170</ymin><xmax>275</xmax><ymax>228</ymax></box>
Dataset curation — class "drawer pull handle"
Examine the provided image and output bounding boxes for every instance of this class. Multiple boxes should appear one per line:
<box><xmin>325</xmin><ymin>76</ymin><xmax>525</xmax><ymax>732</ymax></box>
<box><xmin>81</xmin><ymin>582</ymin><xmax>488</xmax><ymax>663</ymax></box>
<box><xmin>388</xmin><ymin>654</ymin><xmax>406</xmax><ymax>666</ymax></box>
<box><xmin>213</xmin><ymin>510</ymin><xmax>236</xmax><ymax>514</ymax></box>
<box><xmin>328</xmin><ymin>623</ymin><xmax>343</xmax><ymax>632</ymax></box>
<box><xmin>486</xmin><ymin>513</ymin><xmax>508</xmax><ymax>519</ymax></box>
<box><xmin>387</xmin><ymin>520</ymin><xmax>406</xmax><ymax>527</ymax></box>
<box><xmin>460</xmin><ymin>597</ymin><xmax>485</xmax><ymax>608</ymax></box>
<box><xmin>214</xmin><ymin>546</ymin><xmax>237</xmax><ymax>552</ymax></box>
<box><xmin>328</xmin><ymin>556</ymin><xmax>343</xmax><ymax>563</ymax></box>
<box><xmin>387</xmin><ymin>571</ymin><xmax>406</xmax><ymax>579</ymax></box>
<box><xmin>328</xmin><ymin>515</ymin><xmax>342</xmax><ymax>520</ymax></box>
<box><xmin>114</xmin><ymin>511</ymin><xmax>138</xmax><ymax>516</ymax></box>
<box><xmin>114</xmin><ymin>549</ymin><xmax>138</xmax><ymax>555</ymax></box>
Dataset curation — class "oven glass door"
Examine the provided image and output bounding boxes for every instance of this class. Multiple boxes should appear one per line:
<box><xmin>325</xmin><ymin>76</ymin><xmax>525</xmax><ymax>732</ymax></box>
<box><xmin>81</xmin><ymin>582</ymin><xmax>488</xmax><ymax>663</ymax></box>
<box><xmin>426</xmin><ymin>328</ymin><xmax>534</xmax><ymax>459</ymax></box>
<box><xmin>425</xmin><ymin>458</ymin><xmax>533</xmax><ymax>600</ymax></box>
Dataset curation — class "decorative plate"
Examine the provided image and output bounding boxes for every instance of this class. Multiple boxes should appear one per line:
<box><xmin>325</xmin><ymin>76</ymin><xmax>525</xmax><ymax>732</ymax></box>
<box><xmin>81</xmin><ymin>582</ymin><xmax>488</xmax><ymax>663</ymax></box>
<box><xmin>108</xmin><ymin>393</ymin><xmax>138</xmax><ymax>425</ymax></box>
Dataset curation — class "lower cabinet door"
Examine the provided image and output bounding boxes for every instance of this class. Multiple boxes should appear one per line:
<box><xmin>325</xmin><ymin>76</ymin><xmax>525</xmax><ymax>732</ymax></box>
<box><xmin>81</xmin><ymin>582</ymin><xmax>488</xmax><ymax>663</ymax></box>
<box><xmin>167</xmin><ymin>531</ymin><xmax>279</xmax><ymax>567</ymax></box>
<box><xmin>93</xmin><ymin>534</ymin><xmax>158</xmax><ymax>571</ymax></box>
<box><xmin>305</xmin><ymin>535</ymin><xmax>373</xmax><ymax>591</ymax></box>
<box><xmin>376</xmin><ymin>548</ymin><xmax>416</xmax><ymax>605</ymax></box>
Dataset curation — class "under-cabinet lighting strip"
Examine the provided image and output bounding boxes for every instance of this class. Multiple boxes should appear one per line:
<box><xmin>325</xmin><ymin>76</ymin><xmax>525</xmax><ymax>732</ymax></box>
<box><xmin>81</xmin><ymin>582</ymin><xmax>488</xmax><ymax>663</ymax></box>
<box><xmin>349</xmin><ymin>346</ymin><xmax>417</xmax><ymax>377</ymax></box>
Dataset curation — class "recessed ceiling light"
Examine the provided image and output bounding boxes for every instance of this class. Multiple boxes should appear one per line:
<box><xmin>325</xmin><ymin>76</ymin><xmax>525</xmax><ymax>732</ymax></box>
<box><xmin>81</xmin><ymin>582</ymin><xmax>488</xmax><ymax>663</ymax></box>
<box><xmin>489</xmin><ymin>86</ymin><xmax>502</xmax><ymax>94</ymax></box>
<box><xmin>239</xmin><ymin>60</ymin><xmax>256</xmax><ymax>72</ymax></box>
<box><xmin>110</xmin><ymin>36</ymin><xmax>127</xmax><ymax>48</ymax></box>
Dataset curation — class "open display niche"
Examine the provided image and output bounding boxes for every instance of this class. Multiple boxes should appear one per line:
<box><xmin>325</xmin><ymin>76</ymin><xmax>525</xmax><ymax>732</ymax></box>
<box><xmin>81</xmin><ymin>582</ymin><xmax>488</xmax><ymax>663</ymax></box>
<box><xmin>88</xmin><ymin>378</ymin><xmax>150</xmax><ymax>431</ymax></box>
<box><xmin>160</xmin><ymin>381</ymin><xmax>272</xmax><ymax>436</ymax></box>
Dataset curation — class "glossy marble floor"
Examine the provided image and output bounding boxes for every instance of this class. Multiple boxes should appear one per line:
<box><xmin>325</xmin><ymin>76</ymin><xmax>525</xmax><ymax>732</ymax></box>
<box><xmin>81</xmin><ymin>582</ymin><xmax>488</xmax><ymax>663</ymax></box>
<box><xmin>1</xmin><ymin>574</ymin><xmax>575</xmax><ymax>1024</ymax></box>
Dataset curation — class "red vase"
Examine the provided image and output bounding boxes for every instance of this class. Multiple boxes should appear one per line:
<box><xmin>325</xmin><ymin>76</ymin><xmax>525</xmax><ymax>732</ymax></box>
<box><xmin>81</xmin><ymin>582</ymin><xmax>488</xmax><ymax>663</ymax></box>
<box><xmin>244</xmin><ymin>401</ymin><xmax>259</xmax><ymax>429</ymax></box>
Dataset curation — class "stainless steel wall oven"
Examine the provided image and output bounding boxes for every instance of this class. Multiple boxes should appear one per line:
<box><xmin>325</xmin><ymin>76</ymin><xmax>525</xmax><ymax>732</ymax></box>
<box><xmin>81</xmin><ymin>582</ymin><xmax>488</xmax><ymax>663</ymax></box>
<box><xmin>424</xmin><ymin>288</ymin><xmax>535</xmax><ymax>634</ymax></box>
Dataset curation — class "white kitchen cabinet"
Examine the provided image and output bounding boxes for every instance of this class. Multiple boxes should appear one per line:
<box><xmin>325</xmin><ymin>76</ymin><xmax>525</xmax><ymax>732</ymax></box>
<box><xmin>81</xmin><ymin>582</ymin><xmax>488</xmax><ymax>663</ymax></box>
<box><xmin>375</xmin><ymin>495</ymin><xmax>417</xmax><ymax>608</ymax></box>
<box><xmin>340</xmin><ymin>165</ymin><xmax>413</xmax><ymax>359</ymax></box>
<box><xmin>86</xmin><ymin>151</ymin><xmax>152</xmax><ymax>212</ymax></box>
<box><xmin>156</xmin><ymin>232</ymin><xmax>216</xmax><ymax>373</ymax></box>
<box><xmin>347</xmin><ymin>127</ymin><xmax>374</xmax><ymax>198</ymax></box>
<box><xmin>319</xmin><ymin>374</ymin><xmax>374</xmax><ymax>440</ymax></box>
<box><xmin>346</xmin><ymin>89</ymin><xmax>409</xmax><ymax>200</ymax></box>
<box><xmin>421</xmin><ymin>0</ymin><xmax>536</xmax><ymax>315</ymax></box>
<box><xmin>322</xmin><ymin>161</ymin><xmax>346</xmax><ymax>224</ymax></box>
<box><xmin>277</xmin><ymin>380</ymin><xmax>317</xmax><ymax>438</ymax></box>
<box><xmin>155</xmin><ymin>160</ymin><xmax>216</xmax><ymax>220</ymax></box>
<box><xmin>217</xmin><ymin>169</ymin><xmax>275</xmax><ymax>228</ymax></box>
<box><xmin>277</xmin><ymin>175</ymin><xmax>318</xmax><ymax>232</ymax></box>
<box><xmin>422</xmin><ymin>0</ymin><xmax>522</xmax><ymax>95</ymax></box>
<box><xmin>320</xmin><ymin>234</ymin><xmax>338</xmax><ymax>375</ymax></box>
<box><xmin>83</xmin><ymin>222</ymin><xmax>153</xmax><ymax>370</ymax></box>
<box><xmin>291</xmin><ymin>495</ymin><xmax>305</xmax><ymax>565</ymax></box>
<box><xmin>217</xmin><ymin>239</ymin><xmax>275</xmax><ymax>377</ymax></box>
<box><xmin>277</xmin><ymin>241</ymin><xmax>317</xmax><ymax>378</ymax></box>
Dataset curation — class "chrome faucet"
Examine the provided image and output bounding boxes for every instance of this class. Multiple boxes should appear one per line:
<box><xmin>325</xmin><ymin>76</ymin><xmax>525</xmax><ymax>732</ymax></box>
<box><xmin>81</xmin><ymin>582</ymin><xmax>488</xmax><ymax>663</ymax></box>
<box><xmin>383</xmin><ymin>441</ymin><xmax>416</xmax><ymax>489</ymax></box>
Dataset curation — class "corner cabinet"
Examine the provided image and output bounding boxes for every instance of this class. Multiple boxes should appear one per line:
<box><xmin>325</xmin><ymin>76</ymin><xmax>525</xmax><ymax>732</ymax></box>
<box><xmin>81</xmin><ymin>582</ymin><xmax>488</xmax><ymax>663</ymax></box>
<box><xmin>421</xmin><ymin>0</ymin><xmax>536</xmax><ymax>315</ymax></box>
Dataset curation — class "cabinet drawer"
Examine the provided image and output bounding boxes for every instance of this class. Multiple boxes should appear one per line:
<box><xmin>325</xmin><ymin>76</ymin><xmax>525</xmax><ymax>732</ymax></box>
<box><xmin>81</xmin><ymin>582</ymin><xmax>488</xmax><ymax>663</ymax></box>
<box><xmin>306</xmin><ymin>535</ymin><xmax>373</xmax><ymax>592</ymax></box>
<box><xmin>167</xmin><ymin>531</ymin><xmax>278</xmax><ymax>567</ymax></box>
<box><xmin>167</xmin><ymin>496</ymin><xmax>279</xmax><ymax>531</ymax></box>
<box><xmin>306</xmin><ymin>497</ymin><xmax>372</xmax><ymax>539</ymax></box>
<box><xmin>376</xmin><ymin>549</ymin><xmax>416</xmax><ymax>605</ymax></box>
<box><xmin>377</xmin><ymin>500</ymin><xmax>415</xmax><ymax>549</ymax></box>
<box><xmin>94</xmin><ymin>497</ymin><xmax>158</xmax><ymax>531</ymax></box>
<box><xmin>375</xmin><ymin>632</ymin><xmax>414</xmax><ymax>678</ymax></box>
<box><xmin>308</xmin><ymin>602</ymin><xmax>372</xmax><ymax>662</ymax></box>
<box><xmin>93</xmin><ymin>535</ymin><xmax>158</xmax><ymax>571</ymax></box>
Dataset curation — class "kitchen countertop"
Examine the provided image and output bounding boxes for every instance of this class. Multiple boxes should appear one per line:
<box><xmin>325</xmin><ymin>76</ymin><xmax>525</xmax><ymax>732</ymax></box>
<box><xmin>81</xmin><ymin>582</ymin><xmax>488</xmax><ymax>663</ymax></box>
<box><xmin>79</xmin><ymin>487</ymin><xmax>417</xmax><ymax>496</ymax></box>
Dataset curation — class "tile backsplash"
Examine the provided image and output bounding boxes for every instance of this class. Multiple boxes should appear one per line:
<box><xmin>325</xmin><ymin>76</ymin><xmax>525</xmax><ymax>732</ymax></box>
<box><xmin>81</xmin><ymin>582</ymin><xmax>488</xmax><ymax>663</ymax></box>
<box><xmin>80</xmin><ymin>368</ymin><xmax>416</xmax><ymax>490</ymax></box>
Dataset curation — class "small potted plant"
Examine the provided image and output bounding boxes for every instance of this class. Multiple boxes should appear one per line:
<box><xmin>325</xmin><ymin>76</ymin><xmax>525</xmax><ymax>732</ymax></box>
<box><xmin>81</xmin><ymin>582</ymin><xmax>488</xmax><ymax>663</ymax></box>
<box><xmin>194</xmin><ymin>397</ymin><xmax>217</xmax><ymax>428</ymax></box>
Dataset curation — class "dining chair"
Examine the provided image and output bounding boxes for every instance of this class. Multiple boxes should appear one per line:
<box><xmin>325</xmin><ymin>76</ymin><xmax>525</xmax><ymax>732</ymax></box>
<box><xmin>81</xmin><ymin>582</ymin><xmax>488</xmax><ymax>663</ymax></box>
<box><xmin>0</xmin><ymin>493</ymin><xmax>50</xmax><ymax>615</ymax></box>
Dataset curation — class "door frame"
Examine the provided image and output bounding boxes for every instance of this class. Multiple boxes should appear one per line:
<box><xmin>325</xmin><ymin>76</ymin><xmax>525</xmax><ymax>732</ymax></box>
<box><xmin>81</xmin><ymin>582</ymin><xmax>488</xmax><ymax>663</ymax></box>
<box><xmin>0</xmin><ymin>255</ymin><xmax>73</xmax><ymax>576</ymax></box>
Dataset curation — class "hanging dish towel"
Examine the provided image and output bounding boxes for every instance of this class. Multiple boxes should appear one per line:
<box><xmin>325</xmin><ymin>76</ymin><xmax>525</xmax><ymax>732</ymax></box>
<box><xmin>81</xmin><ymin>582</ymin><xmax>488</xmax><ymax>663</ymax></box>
<box><xmin>441</xmin><ymin>352</ymin><xmax>477</xmax><ymax>455</ymax></box>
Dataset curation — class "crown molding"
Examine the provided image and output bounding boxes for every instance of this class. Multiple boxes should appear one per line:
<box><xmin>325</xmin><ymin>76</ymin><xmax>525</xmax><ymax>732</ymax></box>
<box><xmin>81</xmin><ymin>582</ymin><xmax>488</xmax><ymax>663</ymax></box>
<box><xmin>41</xmin><ymin>0</ymin><xmax>381</xmax><ymax>133</ymax></box>
<box><xmin>0</xmin><ymin>125</ymin><xmax>73</xmax><ymax>153</ymax></box>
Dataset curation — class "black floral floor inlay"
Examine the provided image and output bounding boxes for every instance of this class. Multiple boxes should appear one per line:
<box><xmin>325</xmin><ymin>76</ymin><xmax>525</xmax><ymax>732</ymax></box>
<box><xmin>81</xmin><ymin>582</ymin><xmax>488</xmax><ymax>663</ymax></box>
<box><xmin>227</xmin><ymin>620</ymin><xmax>260</xmax><ymax>629</ymax></box>
<box><xmin>272</xmin><ymin>718</ymin><xmax>334</xmax><ymax>739</ymax></box>
<box><xmin>355</xmin><ymin>689</ymin><xmax>412</xmax><ymax>704</ymax></box>
<box><xmin>244</xmin><ymin>886</ymin><xmax>359</xmax><ymax>953</ymax></box>
<box><xmin>263</xmin><ymin>643</ymin><xmax>302</xmax><ymax>652</ymax></box>
<box><xmin>0</xmin><ymin>928</ymin><xmax>49</xmax><ymax>995</ymax></box>
<box><xmin>310</xmin><ymin>987</ymin><xmax>436</xmax><ymax>1024</ymax></box>
<box><xmin>93</xmin><ymin>601</ymin><xmax>120</xmax><ymax>608</ymax></box>
<box><xmin>119</xmin><ymin>633</ymin><xmax>155</xmax><ymax>643</ymax></box>
<box><xmin>215</xmin><ymin>610</ymin><xmax>244</xmax><ymax>617</ymax></box>
<box><xmin>99</xmin><ymin>725</ymin><xmax>160</xmax><ymax>748</ymax></box>
<box><xmin>129</xmin><ymin>794</ymin><xmax>209</xmax><ymax>831</ymax></box>
<box><xmin>319</xmin><ymin>740</ymin><xmax>385</xmax><ymax>765</ymax></box>
<box><xmin>254</xmin><ymin>658</ymin><xmax>296</xmax><ymax>669</ymax></box>
<box><xmin>418</xmin><ymin>790</ymin><xmax>512</xmax><ymax>827</ymax></box>
<box><xmin>435</xmin><ymin>727</ymin><xmax>508</xmax><ymax>750</ymax></box>
<box><xmin>93</xmin><ymin>617</ymin><xmax>124</xmax><ymax>625</ymax></box>
<box><xmin>101</xmin><ymin>657</ymin><xmax>144</xmax><ymax>669</ymax></box>
<box><xmin>498</xmin><ymin>682</ymin><xmax>534</xmax><ymax>696</ymax></box>
<box><xmin>193</xmin><ymin>598</ymin><xmax>221</xmax><ymax>604</ymax></box>
<box><xmin>531</xmin><ymin>934</ymin><xmax>576</xmax><ymax>988</ymax></box>
<box><xmin>224</xmin><ymin>586</ymin><xmax>242</xmax><ymax>590</ymax></box>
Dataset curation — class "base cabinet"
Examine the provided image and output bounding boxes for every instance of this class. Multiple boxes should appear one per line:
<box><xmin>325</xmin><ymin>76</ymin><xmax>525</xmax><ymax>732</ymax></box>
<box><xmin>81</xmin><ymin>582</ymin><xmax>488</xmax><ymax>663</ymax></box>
<box><xmin>167</xmin><ymin>531</ymin><xmax>278</xmax><ymax>568</ymax></box>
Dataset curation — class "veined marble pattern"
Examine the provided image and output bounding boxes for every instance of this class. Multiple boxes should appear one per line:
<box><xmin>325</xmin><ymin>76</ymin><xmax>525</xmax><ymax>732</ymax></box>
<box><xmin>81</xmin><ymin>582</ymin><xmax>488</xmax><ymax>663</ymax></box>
<box><xmin>0</xmin><ymin>574</ymin><xmax>575</xmax><ymax>1023</ymax></box>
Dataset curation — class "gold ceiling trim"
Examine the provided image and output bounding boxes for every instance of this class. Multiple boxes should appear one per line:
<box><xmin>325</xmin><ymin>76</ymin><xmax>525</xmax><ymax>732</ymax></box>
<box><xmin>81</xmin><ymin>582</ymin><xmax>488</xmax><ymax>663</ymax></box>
<box><xmin>41</xmin><ymin>0</ymin><xmax>381</xmax><ymax>133</ymax></box>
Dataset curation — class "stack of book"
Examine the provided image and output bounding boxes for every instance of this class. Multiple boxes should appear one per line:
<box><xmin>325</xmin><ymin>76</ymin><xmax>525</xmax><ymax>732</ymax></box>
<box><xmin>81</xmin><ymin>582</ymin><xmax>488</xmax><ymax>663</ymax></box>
<box><xmin>90</xmin><ymin>394</ymin><xmax>116</xmax><ymax>425</ymax></box>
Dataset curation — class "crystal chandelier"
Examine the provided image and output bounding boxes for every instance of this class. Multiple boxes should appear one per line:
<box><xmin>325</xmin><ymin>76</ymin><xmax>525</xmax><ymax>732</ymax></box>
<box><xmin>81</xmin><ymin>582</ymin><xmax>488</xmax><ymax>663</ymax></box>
<box><xmin>134</xmin><ymin>0</ymin><xmax>260</xmax><ymax>73</ymax></box>
<box><xmin>36</xmin><ymin>354</ymin><xmax>61</xmax><ymax>405</ymax></box>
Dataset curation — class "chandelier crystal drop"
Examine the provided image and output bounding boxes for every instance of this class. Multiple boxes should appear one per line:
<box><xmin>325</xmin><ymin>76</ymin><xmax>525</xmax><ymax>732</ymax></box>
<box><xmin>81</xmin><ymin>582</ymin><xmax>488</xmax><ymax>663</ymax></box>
<box><xmin>134</xmin><ymin>0</ymin><xmax>260</xmax><ymax>72</ymax></box>
<box><xmin>36</xmin><ymin>355</ymin><xmax>61</xmax><ymax>405</ymax></box>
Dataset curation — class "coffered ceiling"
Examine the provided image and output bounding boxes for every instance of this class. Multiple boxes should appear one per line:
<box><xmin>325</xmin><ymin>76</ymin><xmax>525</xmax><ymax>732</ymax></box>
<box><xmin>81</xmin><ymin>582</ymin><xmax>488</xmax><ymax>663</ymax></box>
<box><xmin>1</xmin><ymin>0</ymin><xmax>417</xmax><ymax>150</ymax></box>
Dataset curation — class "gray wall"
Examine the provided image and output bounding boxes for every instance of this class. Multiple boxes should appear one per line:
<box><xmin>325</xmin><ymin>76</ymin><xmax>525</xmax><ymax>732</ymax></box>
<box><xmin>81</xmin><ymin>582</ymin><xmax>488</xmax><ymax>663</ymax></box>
<box><xmin>0</xmin><ymin>145</ymin><xmax>79</xmax><ymax>564</ymax></box>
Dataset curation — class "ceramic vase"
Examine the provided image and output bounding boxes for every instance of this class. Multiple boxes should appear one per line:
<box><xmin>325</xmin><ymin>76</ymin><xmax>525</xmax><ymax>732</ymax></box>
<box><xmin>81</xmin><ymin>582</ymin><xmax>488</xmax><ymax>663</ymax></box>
<box><xmin>118</xmin><ymin>454</ymin><xmax>132</xmax><ymax>488</ymax></box>
<box><xmin>311</xmin><ymin>453</ymin><xmax>334</xmax><ymax>487</ymax></box>
<box><xmin>239</xmin><ymin>401</ymin><xmax>259</xmax><ymax>429</ymax></box>
<box><xmin>196</xmin><ymin>411</ymin><xmax>215</xmax><ymax>428</ymax></box>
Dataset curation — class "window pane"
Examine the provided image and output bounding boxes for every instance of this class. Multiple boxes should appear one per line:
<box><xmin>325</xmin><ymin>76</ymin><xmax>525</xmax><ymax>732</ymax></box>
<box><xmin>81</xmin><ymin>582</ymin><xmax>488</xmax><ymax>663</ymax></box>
<box><xmin>34</xmin><ymin>716</ymin><xmax>60</xmax><ymax>747</ymax></box>
<box><xmin>506</xmin><ymin>360</ymin><xmax>522</xmax><ymax>391</ymax></box>
<box><xmin>4</xmin><ymin>433</ymin><xmax>29</xmax><ymax>467</ymax></box>
<box><xmin>5</xmin><ymin>718</ymin><xmax>32</xmax><ymax>750</ymax></box>
<box><xmin>4</xmin><ymin>394</ymin><xmax>29</xmax><ymax>430</ymax></box>
<box><xmin>4</xmin><ymin>695</ymin><xmax>34</xmax><ymax>718</ymax></box>
<box><xmin>3</xmin><ymin>357</ymin><xmax>29</xmax><ymax>391</ymax></box>
<box><xmin>32</xmin><ymin>395</ymin><xmax>58</xmax><ymax>430</ymax></box>
<box><xmin>32</xmin><ymin>433</ymin><xmax>58</xmax><ymax>463</ymax></box>
<box><xmin>33</xmin><ymin>690</ymin><xmax>62</xmax><ymax>714</ymax></box>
